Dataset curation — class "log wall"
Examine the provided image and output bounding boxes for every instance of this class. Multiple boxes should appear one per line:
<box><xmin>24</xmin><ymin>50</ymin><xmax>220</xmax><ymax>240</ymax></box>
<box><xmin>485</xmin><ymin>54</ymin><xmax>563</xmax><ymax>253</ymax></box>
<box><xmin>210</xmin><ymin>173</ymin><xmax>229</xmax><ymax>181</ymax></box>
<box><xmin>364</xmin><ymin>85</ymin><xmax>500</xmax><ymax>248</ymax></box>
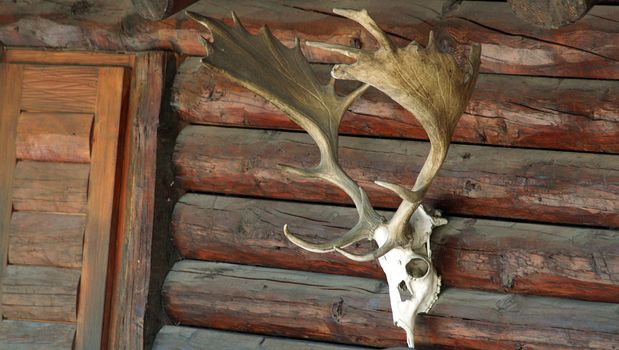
<box><xmin>156</xmin><ymin>1</ymin><xmax>619</xmax><ymax>348</ymax></box>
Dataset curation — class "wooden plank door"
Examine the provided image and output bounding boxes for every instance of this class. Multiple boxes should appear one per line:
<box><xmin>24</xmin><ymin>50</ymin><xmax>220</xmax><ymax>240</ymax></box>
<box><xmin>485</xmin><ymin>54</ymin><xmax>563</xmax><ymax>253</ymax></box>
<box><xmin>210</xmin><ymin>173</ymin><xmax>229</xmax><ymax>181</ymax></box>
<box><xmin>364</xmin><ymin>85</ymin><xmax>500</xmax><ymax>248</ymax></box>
<box><xmin>0</xmin><ymin>63</ymin><xmax>127</xmax><ymax>349</ymax></box>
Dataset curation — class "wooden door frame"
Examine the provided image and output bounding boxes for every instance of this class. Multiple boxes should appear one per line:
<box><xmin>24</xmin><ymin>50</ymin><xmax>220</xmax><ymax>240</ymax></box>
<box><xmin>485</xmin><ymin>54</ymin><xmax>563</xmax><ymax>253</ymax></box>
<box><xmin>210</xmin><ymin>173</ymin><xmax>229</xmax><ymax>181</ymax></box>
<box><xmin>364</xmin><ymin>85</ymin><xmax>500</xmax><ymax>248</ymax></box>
<box><xmin>0</xmin><ymin>47</ymin><xmax>171</xmax><ymax>350</ymax></box>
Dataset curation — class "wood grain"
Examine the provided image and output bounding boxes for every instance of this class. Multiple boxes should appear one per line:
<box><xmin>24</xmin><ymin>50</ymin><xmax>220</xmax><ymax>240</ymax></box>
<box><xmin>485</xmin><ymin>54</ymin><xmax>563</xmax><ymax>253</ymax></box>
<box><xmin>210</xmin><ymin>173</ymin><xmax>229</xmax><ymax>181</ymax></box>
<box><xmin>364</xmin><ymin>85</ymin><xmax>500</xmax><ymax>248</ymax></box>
<box><xmin>76</xmin><ymin>67</ymin><xmax>127</xmax><ymax>350</ymax></box>
<box><xmin>173</xmin><ymin>59</ymin><xmax>619</xmax><ymax>153</ymax></box>
<box><xmin>21</xmin><ymin>65</ymin><xmax>98</xmax><ymax>113</ymax></box>
<box><xmin>1</xmin><ymin>265</ymin><xmax>80</xmax><ymax>323</ymax></box>
<box><xmin>1</xmin><ymin>48</ymin><xmax>135</xmax><ymax>67</ymax></box>
<box><xmin>172</xmin><ymin>194</ymin><xmax>619</xmax><ymax>303</ymax></box>
<box><xmin>0</xmin><ymin>63</ymin><xmax>23</xmax><ymax>318</ymax></box>
<box><xmin>12</xmin><ymin>160</ymin><xmax>90</xmax><ymax>214</ymax></box>
<box><xmin>153</xmin><ymin>326</ymin><xmax>372</xmax><ymax>350</ymax></box>
<box><xmin>9</xmin><ymin>211</ymin><xmax>85</xmax><ymax>268</ymax></box>
<box><xmin>16</xmin><ymin>112</ymin><xmax>93</xmax><ymax>163</ymax></box>
<box><xmin>174</xmin><ymin>126</ymin><xmax>619</xmax><ymax>228</ymax></box>
<box><xmin>1</xmin><ymin>0</ymin><xmax>618</xmax><ymax>78</ymax></box>
<box><xmin>163</xmin><ymin>261</ymin><xmax>619</xmax><ymax>349</ymax></box>
<box><xmin>0</xmin><ymin>320</ymin><xmax>76</xmax><ymax>350</ymax></box>
<box><xmin>107</xmin><ymin>52</ymin><xmax>168</xmax><ymax>350</ymax></box>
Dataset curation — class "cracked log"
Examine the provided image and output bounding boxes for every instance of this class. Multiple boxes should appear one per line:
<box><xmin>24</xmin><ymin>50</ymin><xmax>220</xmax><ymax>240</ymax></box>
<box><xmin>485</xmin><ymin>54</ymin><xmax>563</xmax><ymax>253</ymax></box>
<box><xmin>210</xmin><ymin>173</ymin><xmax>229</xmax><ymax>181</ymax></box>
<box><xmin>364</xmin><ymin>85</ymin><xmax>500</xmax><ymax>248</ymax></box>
<box><xmin>172</xmin><ymin>194</ymin><xmax>619</xmax><ymax>303</ymax></box>
<box><xmin>163</xmin><ymin>261</ymin><xmax>619</xmax><ymax>349</ymax></box>
<box><xmin>173</xmin><ymin>126</ymin><xmax>619</xmax><ymax>228</ymax></box>
<box><xmin>508</xmin><ymin>0</ymin><xmax>599</xmax><ymax>29</ymax></box>
<box><xmin>1</xmin><ymin>0</ymin><xmax>618</xmax><ymax>78</ymax></box>
<box><xmin>173</xmin><ymin>58</ymin><xmax>619</xmax><ymax>154</ymax></box>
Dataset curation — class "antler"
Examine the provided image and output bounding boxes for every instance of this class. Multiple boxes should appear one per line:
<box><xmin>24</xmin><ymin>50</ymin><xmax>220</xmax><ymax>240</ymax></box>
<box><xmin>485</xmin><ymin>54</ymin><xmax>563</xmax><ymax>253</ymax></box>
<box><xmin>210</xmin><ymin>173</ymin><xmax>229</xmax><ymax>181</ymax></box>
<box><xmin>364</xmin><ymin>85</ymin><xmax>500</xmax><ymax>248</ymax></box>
<box><xmin>307</xmin><ymin>9</ymin><xmax>481</xmax><ymax>261</ymax></box>
<box><xmin>188</xmin><ymin>11</ymin><xmax>385</xmax><ymax>254</ymax></box>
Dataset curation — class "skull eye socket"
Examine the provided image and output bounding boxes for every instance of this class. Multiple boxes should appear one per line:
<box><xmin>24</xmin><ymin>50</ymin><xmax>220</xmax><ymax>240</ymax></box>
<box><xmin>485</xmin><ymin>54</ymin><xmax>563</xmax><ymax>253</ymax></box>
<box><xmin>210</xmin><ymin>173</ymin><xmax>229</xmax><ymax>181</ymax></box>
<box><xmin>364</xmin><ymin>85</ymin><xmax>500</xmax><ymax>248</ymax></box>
<box><xmin>405</xmin><ymin>257</ymin><xmax>430</xmax><ymax>279</ymax></box>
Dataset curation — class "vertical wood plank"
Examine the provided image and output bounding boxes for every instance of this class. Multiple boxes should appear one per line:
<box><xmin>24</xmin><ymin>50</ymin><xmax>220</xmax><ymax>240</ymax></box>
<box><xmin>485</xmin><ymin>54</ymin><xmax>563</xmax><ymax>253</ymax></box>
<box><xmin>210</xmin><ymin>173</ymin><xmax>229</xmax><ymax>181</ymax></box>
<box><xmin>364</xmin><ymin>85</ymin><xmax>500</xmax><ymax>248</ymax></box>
<box><xmin>0</xmin><ymin>64</ymin><xmax>23</xmax><ymax>317</ymax></box>
<box><xmin>75</xmin><ymin>67</ymin><xmax>126</xmax><ymax>350</ymax></box>
<box><xmin>107</xmin><ymin>52</ymin><xmax>167</xmax><ymax>350</ymax></box>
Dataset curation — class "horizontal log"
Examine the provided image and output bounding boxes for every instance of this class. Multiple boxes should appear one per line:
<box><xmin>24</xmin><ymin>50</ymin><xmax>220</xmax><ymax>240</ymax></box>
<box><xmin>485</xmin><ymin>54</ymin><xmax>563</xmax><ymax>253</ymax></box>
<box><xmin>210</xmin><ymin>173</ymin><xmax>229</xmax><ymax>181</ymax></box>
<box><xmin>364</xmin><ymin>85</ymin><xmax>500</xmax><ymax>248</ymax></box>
<box><xmin>173</xmin><ymin>59</ymin><xmax>619</xmax><ymax>153</ymax></box>
<box><xmin>21</xmin><ymin>65</ymin><xmax>98</xmax><ymax>114</ymax></box>
<box><xmin>132</xmin><ymin>0</ymin><xmax>201</xmax><ymax>20</ymax></box>
<box><xmin>153</xmin><ymin>326</ymin><xmax>370</xmax><ymax>350</ymax></box>
<box><xmin>174</xmin><ymin>126</ymin><xmax>619</xmax><ymax>228</ymax></box>
<box><xmin>164</xmin><ymin>261</ymin><xmax>619</xmax><ymax>349</ymax></box>
<box><xmin>1</xmin><ymin>1</ymin><xmax>618</xmax><ymax>78</ymax></box>
<box><xmin>16</xmin><ymin>112</ymin><xmax>93</xmax><ymax>163</ymax></box>
<box><xmin>1</xmin><ymin>265</ymin><xmax>80</xmax><ymax>323</ymax></box>
<box><xmin>173</xmin><ymin>194</ymin><xmax>619</xmax><ymax>303</ymax></box>
<box><xmin>12</xmin><ymin>161</ymin><xmax>89</xmax><ymax>213</ymax></box>
<box><xmin>0</xmin><ymin>320</ymin><xmax>75</xmax><ymax>350</ymax></box>
<box><xmin>9</xmin><ymin>211</ymin><xmax>85</xmax><ymax>268</ymax></box>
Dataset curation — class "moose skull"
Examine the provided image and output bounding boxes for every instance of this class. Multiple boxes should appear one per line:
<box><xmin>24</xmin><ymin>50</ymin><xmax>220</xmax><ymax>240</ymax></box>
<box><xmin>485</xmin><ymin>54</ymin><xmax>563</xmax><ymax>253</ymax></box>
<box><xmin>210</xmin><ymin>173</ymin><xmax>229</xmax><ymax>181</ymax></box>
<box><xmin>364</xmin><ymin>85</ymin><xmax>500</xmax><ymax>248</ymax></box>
<box><xmin>189</xmin><ymin>7</ymin><xmax>480</xmax><ymax>348</ymax></box>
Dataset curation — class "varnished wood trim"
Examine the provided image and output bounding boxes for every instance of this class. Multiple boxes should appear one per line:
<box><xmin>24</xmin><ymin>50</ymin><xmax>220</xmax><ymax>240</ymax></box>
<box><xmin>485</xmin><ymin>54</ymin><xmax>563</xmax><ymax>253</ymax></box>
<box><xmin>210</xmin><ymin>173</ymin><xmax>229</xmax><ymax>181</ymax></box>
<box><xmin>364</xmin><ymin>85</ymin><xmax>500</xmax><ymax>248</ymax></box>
<box><xmin>0</xmin><ymin>64</ymin><xmax>23</xmax><ymax>317</ymax></box>
<box><xmin>75</xmin><ymin>67</ymin><xmax>127</xmax><ymax>350</ymax></box>
<box><xmin>1</xmin><ymin>48</ymin><xmax>135</xmax><ymax>67</ymax></box>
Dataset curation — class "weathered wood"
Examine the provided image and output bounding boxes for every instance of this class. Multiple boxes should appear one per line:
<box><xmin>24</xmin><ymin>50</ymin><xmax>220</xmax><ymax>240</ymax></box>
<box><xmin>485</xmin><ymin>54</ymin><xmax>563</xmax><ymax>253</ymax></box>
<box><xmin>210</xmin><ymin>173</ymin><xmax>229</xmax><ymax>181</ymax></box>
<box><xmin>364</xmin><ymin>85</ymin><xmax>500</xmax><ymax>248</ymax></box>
<box><xmin>21</xmin><ymin>65</ymin><xmax>98</xmax><ymax>113</ymax></box>
<box><xmin>1</xmin><ymin>265</ymin><xmax>80</xmax><ymax>323</ymax></box>
<box><xmin>508</xmin><ymin>0</ymin><xmax>599</xmax><ymax>29</ymax></box>
<box><xmin>174</xmin><ymin>126</ymin><xmax>619</xmax><ymax>228</ymax></box>
<box><xmin>12</xmin><ymin>160</ymin><xmax>90</xmax><ymax>213</ymax></box>
<box><xmin>1</xmin><ymin>1</ymin><xmax>618</xmax><ymax>78</ymax></box>
<box><xmin>16</xmin><ymin>112</ymin><xmax>93</xmax><ymax>163</ymax></box>
<box><xmin>132</xmin><ymin>0</ymin><xmax>200</xmax><ymax>20</ymax></box>
<box><xmin>172</xmin><ymin>194</ymin><xmax>619</xmax><ymax>303</ymax></box>
<box><xmin>173</xmin><ymin>58</ymin><xmax>619</xmax><ymax>153</ymax></box>
<box><xmin>9</xmin><ymin>212</ymin><xmax>85</xmax><ymax>268</ymax></box>
<box><xmin>0</xmin><ymin>320</ymin><xmax>76</xmax><ymax>350</ymax></box>
<box><xmin>1</xmin><ymin>48</ymin><xmax>135</xmax><ymax>66</ymax></box>
<box><xmin>153</xmin><ymin>326</ymin><xmax>371</xmax><ymax>350</ymax></box>
<box><xmin>164</xmin><ymin>261</ymin><xmax>619</xmax><ymax>349</ymax></box>
<box><xmin>76</xmin><ymin>67</ymin><xmax>127</xmax><ymax>350</ymax></box>
<box><xmin>107</xmin><ymin>52</ymin><xmax>169</xmax><ymax>350</ymax></box>
<box><xmin>0</xmin><ymin>63</ymin><xmax>23</xmax><ymax>318</ymax></box>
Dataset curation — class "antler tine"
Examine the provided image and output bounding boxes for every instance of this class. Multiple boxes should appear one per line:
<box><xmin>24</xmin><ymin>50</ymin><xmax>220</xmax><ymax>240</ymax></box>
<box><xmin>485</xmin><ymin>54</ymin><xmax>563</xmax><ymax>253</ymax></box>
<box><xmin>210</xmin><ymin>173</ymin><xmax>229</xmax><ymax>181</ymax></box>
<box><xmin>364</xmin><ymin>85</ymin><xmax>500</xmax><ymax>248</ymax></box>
<box><xmin>189</xmin><ymin>11</ymin><xmax>385</xmax><ymax>256</ymax></box>
<box><xmin>333</xmin><ymin>8</ymin><xmax>394</xmax><ymax>52</ymax></box>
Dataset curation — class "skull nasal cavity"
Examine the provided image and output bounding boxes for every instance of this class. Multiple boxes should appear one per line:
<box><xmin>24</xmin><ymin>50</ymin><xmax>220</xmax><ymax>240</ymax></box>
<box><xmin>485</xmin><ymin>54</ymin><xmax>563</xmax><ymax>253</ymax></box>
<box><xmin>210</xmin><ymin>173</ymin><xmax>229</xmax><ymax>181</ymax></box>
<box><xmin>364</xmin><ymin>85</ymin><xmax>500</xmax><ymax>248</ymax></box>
<box><xmin>406</xmin><ymin>257</ymin><xmax>430</xmax><ymax>278</ymax></box>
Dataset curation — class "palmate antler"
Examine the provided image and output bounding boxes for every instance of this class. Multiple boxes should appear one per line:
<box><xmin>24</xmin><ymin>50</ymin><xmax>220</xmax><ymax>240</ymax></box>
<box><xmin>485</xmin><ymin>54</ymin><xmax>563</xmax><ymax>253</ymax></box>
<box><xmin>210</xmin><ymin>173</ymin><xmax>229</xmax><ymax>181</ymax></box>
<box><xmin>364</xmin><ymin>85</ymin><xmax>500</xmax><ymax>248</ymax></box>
<box><xmin>189</xmin><ymin>8</ymin><xmax>480</xmax><ymax>348</ymax></box>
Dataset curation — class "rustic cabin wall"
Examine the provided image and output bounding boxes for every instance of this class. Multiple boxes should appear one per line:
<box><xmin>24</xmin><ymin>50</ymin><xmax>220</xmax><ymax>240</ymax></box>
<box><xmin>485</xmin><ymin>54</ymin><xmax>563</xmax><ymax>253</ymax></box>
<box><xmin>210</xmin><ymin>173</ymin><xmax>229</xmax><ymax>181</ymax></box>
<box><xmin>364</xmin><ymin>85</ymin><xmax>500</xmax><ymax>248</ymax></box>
<box><xmin>154</xmin><ymin>1</ymin><xmax>619</xmax><ymax>349</ymax></box>
<box><xmin>1</xmin><ymin>1</ymin><xmax>618</xmax><ymax>349</ymax></box>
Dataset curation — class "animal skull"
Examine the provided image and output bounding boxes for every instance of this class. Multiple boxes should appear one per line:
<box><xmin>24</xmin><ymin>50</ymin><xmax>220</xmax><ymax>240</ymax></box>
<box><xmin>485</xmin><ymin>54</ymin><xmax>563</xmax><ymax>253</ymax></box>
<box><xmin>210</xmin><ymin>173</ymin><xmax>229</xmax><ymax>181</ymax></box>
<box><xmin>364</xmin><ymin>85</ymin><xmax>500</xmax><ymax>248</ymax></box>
<box><xmin>189</xmin><ymin>7</ymin><xmax>480</xmax><ymax>348</ymax></box>
<box><xmin>375</xmin><ymin>206</ymin><xmax>446</xmax><ymax>347</ymax></box>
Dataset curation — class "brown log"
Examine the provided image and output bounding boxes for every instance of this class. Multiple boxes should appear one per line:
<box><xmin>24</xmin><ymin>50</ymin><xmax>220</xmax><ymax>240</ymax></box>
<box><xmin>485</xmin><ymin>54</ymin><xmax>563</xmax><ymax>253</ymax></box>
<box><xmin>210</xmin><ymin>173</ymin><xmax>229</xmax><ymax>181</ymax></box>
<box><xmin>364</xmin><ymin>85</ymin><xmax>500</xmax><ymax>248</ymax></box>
<box><xmin>153</xmin><ymin>326</ymin><xmax>371</xmax><ymax>350</ymax></box>
<box><xmin>16</xmin><ymin>112</ymin><xmax>93</xmax><ymax>163</ymax></box>
<box><xmin>174</xmin><ymin>126</ymin><xmax>619</xmax><ymax>228</ymax></box>
<box><xmin>132</xmin><ymin>0</ymin><xmax>200</xmax><ymax>20</ymax></box>
<box><xmin>508</xmin><ymin>0</ymin><xmax>599</xmax><ymax>29</ymax></box>
<box><xmin>173</xmin><ymin>58</ymin><xmax>619</xmax><ymax>153</ymax></box>
<box><xmin>172</xmin><ymin>194</ymin><xmax>619</xmax><ymax>303</ymax></box>
<box><xmin>21</xmin><ymin>65</ymin><xmax>99</xmax><ymax>114</ymax></box>
<box><xmin>9</xmin><ymin>212</ymin><xmax>85</xmax><ymax>268</ymax></box>
<box><xmin>1</xmin><ymin>1</ymin><xmax>618</xmax><ymax>78</ymax></box>
<box><xmin>0</xmin><ymin>320</ymin><xmax>76</xmax><ymax>350</ymax></box>
<box><xmin>163</xmin><ymin>261</ymin><xmax>619</xmax><ymax>349</ymax></box>
<box><xmin>1</xmin><ymin>265</ymin><xmax>80</xmax><ymax>323</ymax></box>
<box><xmin>12</xmin><ymin>160</ymin><xmax>89</xmax><ymax>213</ymax></box>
